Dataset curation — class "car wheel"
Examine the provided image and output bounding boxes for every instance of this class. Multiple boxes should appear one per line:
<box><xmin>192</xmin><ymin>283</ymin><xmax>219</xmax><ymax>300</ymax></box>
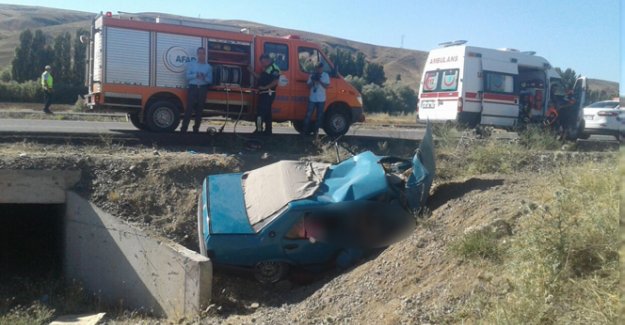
<box><xmin>128</xmin><ymin>112</ymin><xmax>148</xmax><ymax>131</ymax></box>
<box><xmin>145</xmin><ymin>101</ymin><xmax>181</xmax><ymax>132</ymax></box>
<box><xmin>323</xmin><ymin>106</ymin><xmax>351</xmax><ymax>137</ymax></box>
<box><xmin>254</xmin><ymin>261</ymin><xmax>289</xmax><ymax>284</ymax></box>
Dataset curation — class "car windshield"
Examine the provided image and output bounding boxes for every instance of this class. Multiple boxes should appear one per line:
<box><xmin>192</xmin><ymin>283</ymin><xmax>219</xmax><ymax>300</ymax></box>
<box><xmin>588</xmin><ymin>101</ymin><xmax>619</xmax><ymax>108</ymax></box>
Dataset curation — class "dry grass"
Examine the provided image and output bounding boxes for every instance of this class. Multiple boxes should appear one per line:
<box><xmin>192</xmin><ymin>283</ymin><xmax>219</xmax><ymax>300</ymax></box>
<box><xmin>474</xmin><ymin>162</ymin><xmax>620</xmax><ymax>324</ymax></box>
<box><xmin>362</xmin><ymin>112</ymin><xmax>416</xmax><ymax>125</ymax></box>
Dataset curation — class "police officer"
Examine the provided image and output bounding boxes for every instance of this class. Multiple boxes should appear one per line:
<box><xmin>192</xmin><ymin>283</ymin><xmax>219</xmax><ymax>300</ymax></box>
<box><xmin>248</xmin><ymin>54</ymin><xmax>280</xmax><ymax>135</ymax></box>
<box><xmin>41</xmin><ymin>65</ymin><xmax>53</xmax><ymax>114</ymax></box>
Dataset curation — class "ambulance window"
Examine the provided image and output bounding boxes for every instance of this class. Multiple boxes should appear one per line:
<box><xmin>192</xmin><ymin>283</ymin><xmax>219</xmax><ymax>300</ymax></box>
<box><xmin>422</xmin><ymin>71</ymin><xmax>440</xmax><ymax>92</ymax></box>
<box><xmin>440</xmin><ymin>69</ymin><xmax>459</xmax><ymax>91</ymax></box>
<box><xmin>298</xmin><ymin>47</ymin><xmax>331</xmax><ymax>74</ymax></box>
<box><xmin>484</xmin><ymin>72</ymin><xmax>515</xmax><ymax>94</ymax></box>
<box><xmin>264</xmin><ymin>43</ymin><xmax>289</xmax><ymax>71</ymax></box>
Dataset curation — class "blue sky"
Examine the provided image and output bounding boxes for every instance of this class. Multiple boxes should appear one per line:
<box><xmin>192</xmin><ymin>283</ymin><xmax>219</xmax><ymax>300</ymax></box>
<box><xmin>10</xmin><ymin>0</ymin><xmax>622</xmax><ymax>93</ymax></box>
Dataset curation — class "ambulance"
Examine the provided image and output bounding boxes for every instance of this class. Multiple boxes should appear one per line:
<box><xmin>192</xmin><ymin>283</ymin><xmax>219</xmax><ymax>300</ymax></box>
<box><xmin>84</xmin><ymin>12</ymin><xmax>363</xmax><ymax>136</ymax></box>
<box><xmin>417</xmin><ymin>41</ymin><xmax>586</xmax><ymax>138</ymax></box>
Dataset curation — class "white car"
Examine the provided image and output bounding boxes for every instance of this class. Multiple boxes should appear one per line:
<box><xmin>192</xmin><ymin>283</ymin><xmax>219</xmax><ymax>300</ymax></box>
<box><xmin>580</xmin><ymin>100</ymin><xmax>622</xmax><ymax>141</ymax></box>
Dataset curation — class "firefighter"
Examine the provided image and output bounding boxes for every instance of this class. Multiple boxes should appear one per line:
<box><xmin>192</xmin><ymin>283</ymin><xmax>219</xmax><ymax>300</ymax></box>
<box><xmin>248</xmin><ymin>54</ymin><xmax>280</xmax><ymax>135</ymax></box>
<box><xmin>41</xmin><ymin>65</ymin><xmax>54</xmax><ymax>114</ymax></box>
<box><xmin>182</xmin><ymin>47</ymin><xmax>213</xmax><ymax>133</ymax></box>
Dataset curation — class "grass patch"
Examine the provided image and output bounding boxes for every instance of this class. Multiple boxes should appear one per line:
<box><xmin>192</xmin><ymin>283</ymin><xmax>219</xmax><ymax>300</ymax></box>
<box><xmin>363</xmin><ymin>112</ymin><xmax>416</xmax><ymax>125</ymax></box>
<box><xmin>517</xmin><ymin>125</ymin><xmax>565</xmax><ymax>151</ymax></box>
<box><xmin>470</xmin><ymin>161</ymin><xmax>619</xmax><ymax>324</ymax></box>
<box><xmin>449</xmin><ymin>230</ymin><xmax>502</xmax><ymax>261</ymax></box>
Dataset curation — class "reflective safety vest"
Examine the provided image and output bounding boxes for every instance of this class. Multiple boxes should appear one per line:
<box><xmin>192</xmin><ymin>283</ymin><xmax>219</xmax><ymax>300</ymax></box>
<box><xmin>41</xmin><ymin>71</ymin><xmax>53</xmax><ymax>89</ymax></box>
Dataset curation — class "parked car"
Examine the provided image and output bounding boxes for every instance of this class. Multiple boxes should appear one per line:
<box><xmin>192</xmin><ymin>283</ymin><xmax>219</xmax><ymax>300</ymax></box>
<box><xmin>580</xmin><ymin>100</ymin><xmax>622</xmax><ymax>141</ymax></box>
<box><xmin>197</xmin><ymin>126</ymin><xmax>435</xmax><ymax>283</ymax></box>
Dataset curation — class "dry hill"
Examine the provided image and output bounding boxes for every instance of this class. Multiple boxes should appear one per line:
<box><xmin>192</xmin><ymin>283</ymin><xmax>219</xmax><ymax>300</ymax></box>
<box><xmin>0</xmin><ymin>4</ymin><xmax>618</xmax><ymax>95</ymax></box>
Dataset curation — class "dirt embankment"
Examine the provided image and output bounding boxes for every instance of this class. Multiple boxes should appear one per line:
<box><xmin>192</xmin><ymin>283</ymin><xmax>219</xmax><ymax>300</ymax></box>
<box><xmin>0</xmin><ymin>141</ymin><xmax>618</xmax><ymax>324</ymax></box>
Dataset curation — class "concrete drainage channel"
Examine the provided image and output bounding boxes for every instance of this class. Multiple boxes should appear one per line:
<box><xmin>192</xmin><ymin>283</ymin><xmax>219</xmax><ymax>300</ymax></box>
<box><xmin>0</xmin><ymin>170</ymin><xmax>212</xmax><ymax>319</ymax></box>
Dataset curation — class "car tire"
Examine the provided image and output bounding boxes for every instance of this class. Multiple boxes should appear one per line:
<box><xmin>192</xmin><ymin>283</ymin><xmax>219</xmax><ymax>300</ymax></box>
<box><xmin>145</xmin><ymin>101</ymin><xmax>181</xmax><ymax>132</ymax></box>
<box><xmin>128</xmin><ymin>112</ymin><xmax>148</xmax><ymax>131</ymax></box>
<box><xmin>323</xmin><ymin>105</ymin><xmax>351</xmax><ymax>137</ymax></box>
<box><xmin>254</xmin><ymin>261</ymin><xmax>289</xmax><ymax>284</ymax></box>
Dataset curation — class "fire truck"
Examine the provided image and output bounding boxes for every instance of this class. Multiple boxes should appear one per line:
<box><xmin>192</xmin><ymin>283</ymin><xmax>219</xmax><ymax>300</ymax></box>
<box><xmin>417</xmin><ymin>41</ymin><xmax>587</xmax><ymax>139</ymax></box>
<box><xmin>84</xmin><ymin>12</ymin><xmax>363</xmax><ymax>136</ymax></box>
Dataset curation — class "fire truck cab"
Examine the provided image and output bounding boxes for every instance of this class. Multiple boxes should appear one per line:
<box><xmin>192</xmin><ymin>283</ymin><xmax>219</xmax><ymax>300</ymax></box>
<box><xmin>85</xmin><ymin>13</ymin><xmax>363</xmax><ymax>136</ymax></box>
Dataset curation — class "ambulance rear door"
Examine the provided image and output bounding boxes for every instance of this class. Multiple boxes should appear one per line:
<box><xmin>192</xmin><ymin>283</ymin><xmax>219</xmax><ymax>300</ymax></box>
<box><xmin>480</xmin><ymin>58</ymin><xmax>519</xmax><ymax>127</ymax></box>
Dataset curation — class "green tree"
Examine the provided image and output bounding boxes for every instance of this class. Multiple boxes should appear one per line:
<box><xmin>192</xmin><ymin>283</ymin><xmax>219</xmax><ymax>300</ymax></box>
<box><xmin>11</xmin><ymin>29</ymin><xmax>33</xmax><ymax>82</ymax></box>
<box><xmin>354</xmin><ymin>52</ymin><xmax>366</xmax><ymax>77</ymax></box>
<box><xmin>361</xmin><ymin>83</ymin><xmax>386</xmax><ymax>112</ymax></box>
<box><xmin>72</xmin><ymin>28</ymin><xmax>89</xmax><ymax>85</ymax></box>
<box><xmin>364</xmin><ymin>62</ymin><xmax>386</xmax><ymax>86</ymax></box>
<box><xmin>31</xmin><ymin>30</ymin><xmax>50</xmax><ymax>77</ymax></box>
<box><xmin>344</xmin><ymin>75</ymin><xmax>366</xmax><ymax>93</ymax></box>
<box><xmin>555</xmin><ymin>67</ymin><xmax>579</xmax><ymax>90</ymax></box>
<box><xmin>52</xmin><ymin>32</ymin><xmax>72</xmax><ymax>83</ymax></box>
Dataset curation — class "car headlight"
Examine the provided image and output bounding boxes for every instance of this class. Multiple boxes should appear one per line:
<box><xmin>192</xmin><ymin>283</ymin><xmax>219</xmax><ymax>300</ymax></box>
<box><xmin>357</xmin><ymin>95</ymin><xmax>363</xmax><ymax>106</ymax></box>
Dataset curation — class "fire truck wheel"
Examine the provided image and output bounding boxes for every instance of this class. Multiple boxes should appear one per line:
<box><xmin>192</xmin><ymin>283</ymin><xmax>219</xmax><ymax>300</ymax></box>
<box><xmin>145</xmin><ymin>101</ymin><xmax>181</xmax><ymax>132</ymax></box>
<box><xmin>323</xmin><ymin>106</ymin><xmax>351</xmax><ymax>137</ymax></box>
<box><xmin>292</xmin><ymin>121</ymin><xmax>308</xmax><ymax>135</ymax></box>
<box><xmin>128</xmin><ymin>112</ymin><xmax>148</xmax><ymax>131</ymax></box>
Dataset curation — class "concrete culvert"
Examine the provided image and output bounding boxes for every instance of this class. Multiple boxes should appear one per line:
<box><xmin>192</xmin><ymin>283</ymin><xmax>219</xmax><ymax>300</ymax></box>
<box><xmin>0</xmin><ymin>204</ymin><xmax>64</xmax><ymax>279</ymax></box>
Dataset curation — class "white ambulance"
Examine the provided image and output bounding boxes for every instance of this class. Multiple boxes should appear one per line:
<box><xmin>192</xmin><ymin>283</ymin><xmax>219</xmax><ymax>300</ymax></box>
<box><xmin>417</xmin><ymin>41</ymin><xmax>586</xmax><ymax>137</ymax></box>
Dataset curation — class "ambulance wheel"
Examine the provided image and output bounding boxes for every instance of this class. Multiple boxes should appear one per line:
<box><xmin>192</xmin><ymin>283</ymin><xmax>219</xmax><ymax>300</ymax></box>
<box><xmin>128</xmin><ymin>112</ymin><xmax>148</xmax><ymax>131</ymax></box>
<box><xmin>323</xmin><ymin>106</ymin><xmax>351</xmax><ymax>137</ymax></box>
<box><xmin>145</xmin><ymin>101</ymin><xmax>181</xmax><ymax>132</ymax></box>
<box><xmin>254</xmin><ymin>261</ymin><xmax>289</xmax><ymax>284</ymax></box>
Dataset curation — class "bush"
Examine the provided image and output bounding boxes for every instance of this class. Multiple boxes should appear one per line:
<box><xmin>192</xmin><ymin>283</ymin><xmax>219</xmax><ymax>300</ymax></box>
<box><xmin>353</xmin><ymin>80</ymin><xmax>418</xmax><ymax>115</ymax></box>
<box><xmin>0</xmin><ymin>68</ymin><xmax>11</xmax><ymax>82</ymax></box>
<box><xmin>0</xmin><ymin>81</ymin><xmax>86</xmax><ymax>104</ymax></box>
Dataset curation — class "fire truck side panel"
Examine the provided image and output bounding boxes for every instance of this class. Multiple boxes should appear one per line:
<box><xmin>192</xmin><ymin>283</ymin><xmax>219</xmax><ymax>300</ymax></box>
<box><xmin>93</xmin><ymin>29</ymin><xmax>103</xmax><ymax>83</ymax></box>
<box><xmin>105</xmin><ymin>27</ymin><xmax>150</xmax><ymax>86</ymax></box>
<box><xmin>156</xmin><ymin>33</ymin><xmax>203</xmax><ymax>88</ymax></box>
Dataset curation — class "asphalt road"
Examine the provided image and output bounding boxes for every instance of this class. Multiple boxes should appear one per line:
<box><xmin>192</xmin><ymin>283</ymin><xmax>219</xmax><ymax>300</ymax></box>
<box><xmin>0</xmin><ymin>118</ymin><xmax>426</xmax><ymax>140</ymax></box>
<box><xmin>0</xmin><ymin>118</ymin><xmax>617</xmax><ymax>151</ymax></box>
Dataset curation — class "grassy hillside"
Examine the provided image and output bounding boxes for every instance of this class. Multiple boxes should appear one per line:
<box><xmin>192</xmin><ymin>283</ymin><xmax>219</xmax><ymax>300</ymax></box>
<box><xmin>0</xmin><ymin>4</ymin><xmax>618</xmax><ymax>95</ymax></box>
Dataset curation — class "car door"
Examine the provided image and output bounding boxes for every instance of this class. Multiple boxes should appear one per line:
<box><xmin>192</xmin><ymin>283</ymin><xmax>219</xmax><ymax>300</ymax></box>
<box><xmin>560</xmin><ymin>76</ymin><xmax>588</xmax><ymax>139</ymax></box>
<box><xmin>480</xmin><ymin>58</ymin><xmax>519</xmax><ymax>127</ymax></box>
<box><xmin>281</xmin><ymin>212</ymin><xmax>339</xmax><ymax>267</ymax></box>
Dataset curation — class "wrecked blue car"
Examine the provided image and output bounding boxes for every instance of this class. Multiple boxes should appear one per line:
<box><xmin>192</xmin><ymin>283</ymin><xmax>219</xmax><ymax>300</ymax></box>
<box><xmin>197</xmin><ymin>126</ymin><xmax>435</xmax><ymax>283</ymax></box>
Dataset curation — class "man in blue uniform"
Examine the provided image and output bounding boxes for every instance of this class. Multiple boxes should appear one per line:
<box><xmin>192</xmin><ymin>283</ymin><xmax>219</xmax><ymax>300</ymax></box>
<box><xmin>249</xmin><ymin>54</ymin><xmax>280</xmax><ymax>135</ymax></box>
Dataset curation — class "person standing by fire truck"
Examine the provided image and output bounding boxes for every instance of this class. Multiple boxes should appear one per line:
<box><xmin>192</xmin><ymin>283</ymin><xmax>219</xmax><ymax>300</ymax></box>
<box><xmin>182</xmin><ymin>47</ymin><xmax>212</xmax><ymax>133</ymax></box>
<box><xmin>248</xmin><ymin>53</ymin><xmax>280</xmax><ymax>135</ymax></box>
